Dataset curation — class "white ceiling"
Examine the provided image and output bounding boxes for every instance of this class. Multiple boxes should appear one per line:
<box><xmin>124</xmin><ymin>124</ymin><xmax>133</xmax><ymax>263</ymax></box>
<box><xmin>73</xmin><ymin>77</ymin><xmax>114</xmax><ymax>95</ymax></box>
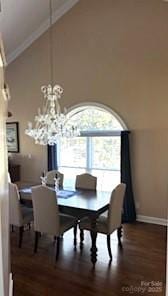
<box><xmin>0</xmin><ymin>0</ymin><xmax>79</xmax><ymax>63</ymax></box>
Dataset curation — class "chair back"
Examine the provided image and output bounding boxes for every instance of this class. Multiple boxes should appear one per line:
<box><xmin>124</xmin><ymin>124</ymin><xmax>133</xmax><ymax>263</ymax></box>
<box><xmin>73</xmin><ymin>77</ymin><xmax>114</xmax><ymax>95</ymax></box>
<box><xmin>9</xmin><ymin>182</ymin><xmax>23</xmax><ymax>227</ymax></box>
<box><xmin>8</xmin><ymin>172</ymin><xmax>11</xmax><ymax>182</ymax></box>
<box><xmin>46</xmin><ymin>170</ymin><xmax>64</xmax><ymax>187</ymax></box>
<box><xmin>107</xmin><ymin>183</ymin><xmax>126</xmax><ymax>233</ymax></box>
<box><xmin>32</xmin><ymin>185</ymin><xmax>60</xmax><ymax>235</ymax></box>
<box><xmin>75</xmin><ymin>173</ymin><xmax>97</xmax><ymax>190</ymax></box>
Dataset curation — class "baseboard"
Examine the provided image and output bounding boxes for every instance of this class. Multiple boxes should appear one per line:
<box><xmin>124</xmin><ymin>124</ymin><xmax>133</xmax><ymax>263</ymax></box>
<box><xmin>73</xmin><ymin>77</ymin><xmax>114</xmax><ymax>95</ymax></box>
<box><xmin>137</xmin><ymin>215</ymin><xmax>167</xmax><ymax>226</ymax></box>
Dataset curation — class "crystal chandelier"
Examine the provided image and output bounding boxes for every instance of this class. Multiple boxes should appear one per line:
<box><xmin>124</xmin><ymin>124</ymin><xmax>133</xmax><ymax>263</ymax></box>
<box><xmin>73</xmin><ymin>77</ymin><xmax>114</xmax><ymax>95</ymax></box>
<box><xmin>25</xmin><ymin>0</ymin><xmax>80</xmax><ymax>145</ymax></box>
<box><xmin>25</xmin><ymin>84</ymin><xmax>80</xmax><ymax>145</ymax></box>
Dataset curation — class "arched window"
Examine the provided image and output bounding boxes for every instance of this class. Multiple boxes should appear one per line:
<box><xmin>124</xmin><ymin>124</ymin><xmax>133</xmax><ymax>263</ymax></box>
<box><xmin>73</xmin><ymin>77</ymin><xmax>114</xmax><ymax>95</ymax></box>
<box><xmin>57</xmin><ymin>104</ymin><xmax>126</xmax><ymax>190</ymax></box>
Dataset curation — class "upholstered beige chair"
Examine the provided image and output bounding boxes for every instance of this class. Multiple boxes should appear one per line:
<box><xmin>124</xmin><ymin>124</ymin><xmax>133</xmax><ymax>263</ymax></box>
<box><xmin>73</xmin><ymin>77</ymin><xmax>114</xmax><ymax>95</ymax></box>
<box><xmin>46</xmin><ymin>170</ymin><xmax>64</xmax><ymax>188</ymax></box>
<box><xmin>79</xmin><ymin>183</ymin><xmax>126</xmax><ymax>260</ymax></box>
<box><xmin>8</xmin><ymin>172</ymin><xmax>11</xmax><ymax>182</ymax></box>
<box><xmin>31</xmin><ymin>185</ymin><xmax>78</xmax><ymax>261</ymax></box>
<box><xmin>75</xmin><ymin>173</ymin><xmax>97</xmax><ymax>190</ymax></box>
<box><xmin>75</xmin><ymin>173</ymin><xmax>97</xmax><ymax>244</ymax></box>
<box><xmin>9</xmin><ymin>182</ymin><xmax>33</xmax><ymax>248</ymax></box>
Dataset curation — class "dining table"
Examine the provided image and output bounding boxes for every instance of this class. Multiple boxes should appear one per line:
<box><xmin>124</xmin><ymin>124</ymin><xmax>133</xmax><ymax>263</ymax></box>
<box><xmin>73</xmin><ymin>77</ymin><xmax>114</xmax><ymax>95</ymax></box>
<box><xmin>19</xmin><ymin>185</ymin><xmax>115</xmax><ymax>264</ymax></box>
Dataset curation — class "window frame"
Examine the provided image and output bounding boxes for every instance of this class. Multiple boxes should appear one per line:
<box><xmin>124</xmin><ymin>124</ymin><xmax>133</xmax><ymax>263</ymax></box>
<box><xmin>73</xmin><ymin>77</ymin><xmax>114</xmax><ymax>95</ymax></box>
<box><xmin>57</xmin><ymin>103</ymin><xmax>127</xmax><ymax>189</ymax></box>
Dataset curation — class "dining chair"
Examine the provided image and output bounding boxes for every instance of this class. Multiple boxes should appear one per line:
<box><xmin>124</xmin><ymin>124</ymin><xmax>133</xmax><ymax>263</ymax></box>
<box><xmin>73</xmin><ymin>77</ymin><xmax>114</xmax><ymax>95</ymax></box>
<box><xmin>8</xmin><ymin>172</ymin><xmax>11</xmax><ymax>182</ymax></box>
<box><xmin>46</xmin><ymin>170</ymin><xmax>64</xmax><ymax>188</ymax></box>
<box><xmin>75</xmin><ymin>173</ymin><xmax>97</xmax><ymax>190</ymax></box>
<box><xmin>31</xmin><ymin>185</ymin><xmax>78</xmax><ymax>261</ymax></box>
<box><xmin>79</xmin><ymin>183</ymin><xmax>126</xmax><ymax>260</ymax></box>
<box><xmin>75</xmin><ymin>173</ymin><xmax>97</xmax><ymax>243</ymax></box>
<box><xmin>9</xmin><ymin>182</ymin><xmax>33</xmax><ymax>248</ymax></box>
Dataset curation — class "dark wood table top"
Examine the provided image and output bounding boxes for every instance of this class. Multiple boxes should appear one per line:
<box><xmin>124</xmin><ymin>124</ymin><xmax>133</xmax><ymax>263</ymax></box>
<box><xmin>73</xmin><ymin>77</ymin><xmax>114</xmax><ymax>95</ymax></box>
<box><xmin>20</xmin><ymin>186</ymin><xmax>111</xmax><ymax>216</ymax></box>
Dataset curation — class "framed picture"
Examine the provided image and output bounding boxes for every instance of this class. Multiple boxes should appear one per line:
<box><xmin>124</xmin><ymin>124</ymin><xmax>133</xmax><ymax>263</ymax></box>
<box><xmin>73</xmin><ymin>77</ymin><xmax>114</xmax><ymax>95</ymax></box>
<box><xmin>6</xmin><ymin>122</ymin><xmax>20</xmax><ymax>153</ymax></box>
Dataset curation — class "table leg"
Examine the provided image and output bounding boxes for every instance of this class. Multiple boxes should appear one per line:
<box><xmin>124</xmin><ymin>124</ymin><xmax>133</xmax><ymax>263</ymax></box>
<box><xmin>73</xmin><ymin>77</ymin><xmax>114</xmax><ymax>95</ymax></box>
<box><xmin>90</xmin><ymin>217</ymin><xmax>98</xmax><ymax>264</ymax></box>
<box><xmin>80</xmin><ymin>229</ymin><xmax>84</xmax><ymax>250</ymax></box>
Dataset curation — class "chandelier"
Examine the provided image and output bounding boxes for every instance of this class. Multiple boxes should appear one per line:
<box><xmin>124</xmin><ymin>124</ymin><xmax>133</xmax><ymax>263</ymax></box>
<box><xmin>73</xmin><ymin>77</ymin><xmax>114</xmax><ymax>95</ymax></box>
<box><xmin>25</xmin><ymin>0</ymin><xmax>80</xmax><ymax>145</ymax></box>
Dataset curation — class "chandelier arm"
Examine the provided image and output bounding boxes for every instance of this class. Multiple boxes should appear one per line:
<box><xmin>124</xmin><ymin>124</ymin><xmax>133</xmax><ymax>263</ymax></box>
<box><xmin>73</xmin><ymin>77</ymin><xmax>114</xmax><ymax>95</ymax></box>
<box><xmin>44</xmin><ymin>97</ymin><xmax>50</xmax><ymax>115</ymax></box>
<box><xmin>55</xmin><ymin>99</ymin><xmax>61</xmax><ymax>115</ymax></box>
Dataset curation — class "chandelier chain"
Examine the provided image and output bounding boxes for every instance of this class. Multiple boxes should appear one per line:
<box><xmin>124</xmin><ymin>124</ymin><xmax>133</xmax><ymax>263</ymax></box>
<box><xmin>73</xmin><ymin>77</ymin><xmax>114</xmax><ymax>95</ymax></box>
<box><xmin>49</xmin><ymin>0</ymin><xmax>54</xmax><ymax>87</ymax></box>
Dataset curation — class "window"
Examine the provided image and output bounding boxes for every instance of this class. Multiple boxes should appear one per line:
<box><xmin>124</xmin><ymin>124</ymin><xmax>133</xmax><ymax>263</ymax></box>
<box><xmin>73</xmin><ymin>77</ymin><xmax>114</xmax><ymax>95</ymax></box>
<box><xmin>57</xmin><ymin>105</ymin><xmax>125</xmax><ymax>190</ymax></box>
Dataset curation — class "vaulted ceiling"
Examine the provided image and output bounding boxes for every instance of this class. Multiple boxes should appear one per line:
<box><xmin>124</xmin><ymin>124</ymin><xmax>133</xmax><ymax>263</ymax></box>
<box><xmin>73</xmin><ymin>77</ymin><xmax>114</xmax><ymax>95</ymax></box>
<box><xmin>0</xmin><ymin>0</ymin><xmax>79</xmax><ymax>63</ymax></box>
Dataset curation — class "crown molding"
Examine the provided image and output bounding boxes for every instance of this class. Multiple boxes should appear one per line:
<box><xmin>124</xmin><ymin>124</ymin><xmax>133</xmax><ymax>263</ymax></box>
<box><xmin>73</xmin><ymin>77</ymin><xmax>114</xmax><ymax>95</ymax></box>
<box><xmin>7</xmin><ymin>0</ymin><xmax>79</xmax><ymax>64</ymax></box>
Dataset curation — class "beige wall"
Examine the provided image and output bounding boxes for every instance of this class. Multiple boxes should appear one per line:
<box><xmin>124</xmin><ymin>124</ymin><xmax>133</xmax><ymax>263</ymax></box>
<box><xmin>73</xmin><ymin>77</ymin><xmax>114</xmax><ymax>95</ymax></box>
<box><xmin>6</xmin><ymin>0</ymin><xmax>168</xmax><ymax>219</ymax></box>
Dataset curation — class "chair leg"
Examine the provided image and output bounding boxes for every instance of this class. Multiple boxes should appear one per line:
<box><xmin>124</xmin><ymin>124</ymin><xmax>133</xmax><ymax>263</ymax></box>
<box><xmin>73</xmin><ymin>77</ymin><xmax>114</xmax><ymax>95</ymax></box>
<box><xmin>11</xmin><ymin>225</ymin><xmax>14</xmax><ymax>232</ymax></box>
<box><xmin>73</xmin><ymin>225</ymin><xmax>77</xmax><ymax>247</ymax></box>
<box><xmin>34</xmin><ymin>231</ymin><xmax>39</xmax><ymax>253</ymax></box>
<box><xmin>19</xmin><ymin>226</ymin><xmax>24</xmax><ymax>248</ymax></box>
<box><xmin>55</xmin><ymin>237</ymin><xmax>60</xmax><ymax>261</ymax></box>
<box><xmin>80</xmin><ymin>229</ymin><xmax>84</xmax><ymax>250</ymax></box>
<box><xmin>117</xmin><ymin>226</ymin><xmax>123</xmax><ymax>247</ymax></box>
<box><xmin>107</xmin><ymin>234</ymin><xmax>112</xmax><ymax>260</ymax></box>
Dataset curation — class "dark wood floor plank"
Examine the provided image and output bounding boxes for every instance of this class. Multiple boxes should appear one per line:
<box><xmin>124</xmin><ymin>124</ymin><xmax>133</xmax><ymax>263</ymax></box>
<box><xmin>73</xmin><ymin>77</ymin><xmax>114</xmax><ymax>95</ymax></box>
<box><xmin>11</xmin><ymin>222</ymin><xmax>166</xmax><ymax>296</ymax></box>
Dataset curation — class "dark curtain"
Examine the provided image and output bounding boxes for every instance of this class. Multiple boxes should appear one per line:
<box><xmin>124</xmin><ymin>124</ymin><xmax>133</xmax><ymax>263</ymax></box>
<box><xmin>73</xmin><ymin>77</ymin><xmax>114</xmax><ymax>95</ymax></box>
<box><xmin>121</xmin><ymin>131</ymin><xmax>136</xmax><ymax>223</ymax></box>
<box><xmin>47</xmin><ymin>144</ymin><xmax>58</xmax><ymax>171</ymax></box>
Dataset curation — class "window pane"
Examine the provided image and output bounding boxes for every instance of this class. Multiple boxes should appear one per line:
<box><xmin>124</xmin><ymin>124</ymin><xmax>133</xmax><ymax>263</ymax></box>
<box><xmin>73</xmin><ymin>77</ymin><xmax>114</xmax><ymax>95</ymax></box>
<box><xmin>59</xmin><ymin>167</ymin><xmax>120</xmax><ymax>191</ymax></box>
<box><xmin>68</xmin><ymin>107</ymin><xmax>123</xmax><ymax>131</ymax></box>
<box><xmin>92</xmin><ymin>137</ymin><xmax>120</xmax><ymax>170</ymax></box>
<box><xmin>59</xmin><ymin>137</ymin><xmax>86</xmax><ymax>168</ymax></box>
<box><xmin>59</xmin><ymin>167</ymin><xmax>85</xmax><ymax>189</ymax></box>
<box><xmin>91</xmin><ymin>170</ymin><xmax>120</xmax><ymax>191</ymax></box>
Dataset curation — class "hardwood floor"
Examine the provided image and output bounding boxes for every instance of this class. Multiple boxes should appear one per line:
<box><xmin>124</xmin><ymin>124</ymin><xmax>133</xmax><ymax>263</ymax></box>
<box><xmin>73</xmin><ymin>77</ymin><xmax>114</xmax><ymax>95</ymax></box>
<box><xmin>10</xmin><ymin>222</ymin><xmax>166</xmax><ymax>296</ymax></box>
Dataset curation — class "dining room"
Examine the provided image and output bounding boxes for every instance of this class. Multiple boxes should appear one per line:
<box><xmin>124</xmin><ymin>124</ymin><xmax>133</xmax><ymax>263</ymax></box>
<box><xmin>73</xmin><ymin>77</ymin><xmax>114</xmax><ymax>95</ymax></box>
<box><xmin>0</xmin><ymin>0</ymin><xmax>167</xmax><ymax>295</ymax></box>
